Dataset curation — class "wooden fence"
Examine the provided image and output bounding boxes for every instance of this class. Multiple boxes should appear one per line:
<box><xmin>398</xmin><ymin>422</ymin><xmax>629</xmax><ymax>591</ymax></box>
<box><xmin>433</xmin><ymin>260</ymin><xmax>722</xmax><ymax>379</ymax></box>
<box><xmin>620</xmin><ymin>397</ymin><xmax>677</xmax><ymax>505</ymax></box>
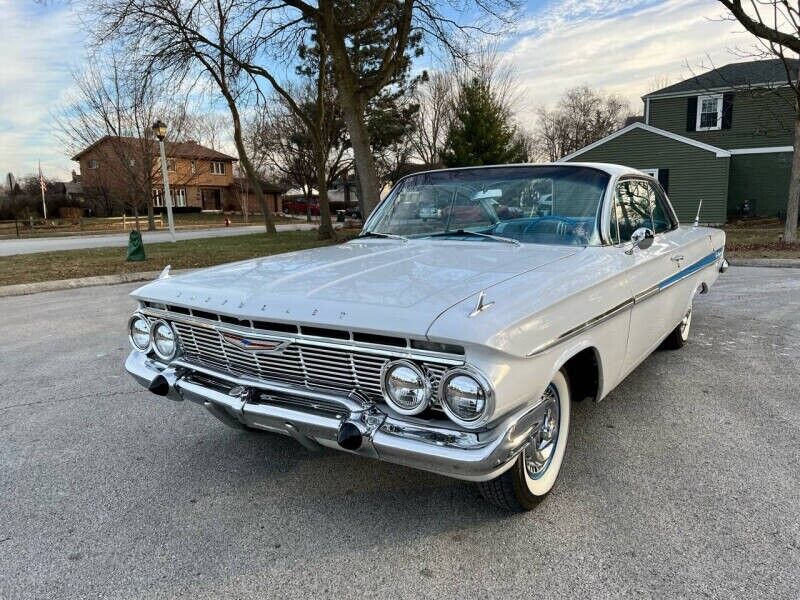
<box><xmin>0</xmin><ymin>215</ymin><xmax>164</xmax><ymax>238</ymax></box>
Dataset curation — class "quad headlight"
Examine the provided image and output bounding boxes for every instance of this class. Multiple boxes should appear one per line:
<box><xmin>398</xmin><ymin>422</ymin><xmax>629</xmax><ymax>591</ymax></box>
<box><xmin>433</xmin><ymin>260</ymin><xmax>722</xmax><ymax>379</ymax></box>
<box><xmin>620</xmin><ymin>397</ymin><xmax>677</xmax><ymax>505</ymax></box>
<box><xmin>128</xmin><ymin>314</ymin><xmax>151</xmax><ymax>352</ymax></box>
<box><xmin>151</xmin><ymin>320</ymin><xmax>179</xmax><ymax>361</ymax></box>
<box><xmin>439</xmin><ymin>368</ymin><xmax>494</xmax><ymax>429</ymax></box>
<box><xmin>381</xmin><ymin>360</ymin><xmax>432</xmax><ymax>415</ymax></box>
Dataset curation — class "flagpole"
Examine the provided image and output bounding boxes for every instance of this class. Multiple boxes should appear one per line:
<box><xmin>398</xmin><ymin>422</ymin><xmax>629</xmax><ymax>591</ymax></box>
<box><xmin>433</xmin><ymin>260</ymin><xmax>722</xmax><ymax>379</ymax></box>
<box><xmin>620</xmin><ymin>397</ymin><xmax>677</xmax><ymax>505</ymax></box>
<box><xmin>39</xmin><ymin>161</ymin><xmax>47</xmax><ymax>220</ymax></box>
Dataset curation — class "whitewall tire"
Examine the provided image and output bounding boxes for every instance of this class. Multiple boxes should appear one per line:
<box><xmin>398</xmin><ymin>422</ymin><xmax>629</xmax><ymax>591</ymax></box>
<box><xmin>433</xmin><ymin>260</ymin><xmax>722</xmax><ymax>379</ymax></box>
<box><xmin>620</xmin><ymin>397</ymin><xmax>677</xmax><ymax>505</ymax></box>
<box><xmin>661</xmin><ymin>304</ymin><xmax>692</xmax><ymax>350</ymax></box>
<box><xmin>478</xmin><ymin>370</ymin><xmax>571</xmax><ymax>511</ymax></box>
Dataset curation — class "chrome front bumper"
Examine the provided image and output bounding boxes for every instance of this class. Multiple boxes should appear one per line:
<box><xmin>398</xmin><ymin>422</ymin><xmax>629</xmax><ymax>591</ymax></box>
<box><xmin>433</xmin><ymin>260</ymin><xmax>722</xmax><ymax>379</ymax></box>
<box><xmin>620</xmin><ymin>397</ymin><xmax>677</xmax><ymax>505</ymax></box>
<box><xmin>125</xmin><ymin>351</ymin><xmax>547</xmax><ymax>482</ymax></box>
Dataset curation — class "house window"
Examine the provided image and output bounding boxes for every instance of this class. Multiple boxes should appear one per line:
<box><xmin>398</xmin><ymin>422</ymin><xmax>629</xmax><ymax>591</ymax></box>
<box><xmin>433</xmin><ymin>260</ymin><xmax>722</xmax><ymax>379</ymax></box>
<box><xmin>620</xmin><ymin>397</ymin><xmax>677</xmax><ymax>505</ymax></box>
<box><xmin>640</xmin><ymin>168</ymin><xmax>659</xmax><ymax>179</ymax></box>
<box><xmin>190</xmin><ymin>160</ymin><xmax>196</xmax><ymax>174</ymax></box>
<box><xmin>87</xmin><ymin>159</ymin><xmax>99</xmax><ymax>170</ymax></box>
<box><xmin>152</xmin><ymin>188</ymin><xmax>186</xmax><ymax>207</ymax></box>
<box><xmin>697</xmin><ymin>94</ymin><xmax>723</xmax><ymax>131</ymax></box>
<box><xmin>167</xmin><ymin>158</ymin><xmax>177</xmax><ymax>172</ymax></box>
<box><xmin>210</xmin><ymin>161</ymin><xmax>225</xmax><ymax>175</ymax></box>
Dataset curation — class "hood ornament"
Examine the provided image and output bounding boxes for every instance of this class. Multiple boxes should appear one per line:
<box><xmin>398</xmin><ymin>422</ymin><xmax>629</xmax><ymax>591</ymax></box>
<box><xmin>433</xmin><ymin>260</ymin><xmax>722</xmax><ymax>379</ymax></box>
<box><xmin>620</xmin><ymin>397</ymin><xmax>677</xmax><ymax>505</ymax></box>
<box><xmin>157</xmin><ymin>265</ymin><xmax>172</xmax><ymax>280</ymax></box>
<box><xmin>469</xmin><ymin>291</ymin><xmax>495</xmax><ymax>318</ymax></box>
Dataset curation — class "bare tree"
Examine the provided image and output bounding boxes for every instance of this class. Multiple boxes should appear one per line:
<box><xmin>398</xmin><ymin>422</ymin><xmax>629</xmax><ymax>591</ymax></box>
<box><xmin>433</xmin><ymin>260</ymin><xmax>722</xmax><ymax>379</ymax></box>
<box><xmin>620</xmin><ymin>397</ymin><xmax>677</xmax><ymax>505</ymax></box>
<box><xmin>534</xmin><ymin>86</ymin><xmax>631</xmax><ymax>162</ymax></box>
<box><xmin>717</xmin><ymin>0</ymin><xmax>800</xmax><ymax>241</ymax></box>
<box><xmin>248</xmin><ymin>67</ymin><xmax>351</xmax><ymax>233</ymax></box>
<box><xmin>89</xmin><ymin>0</ymin><xmax>283</xmax><ymax>234</ymax></box>
<box><xmin>183</xmin><ymin>111</ymin><xmax>232</xmax><ymax>151</ymax></box>
<box><xmin>410</xmin><ymin>70</ymin><xmax>455</xmax><ymax>166</ymax></box>
<box><xmin>89</xmin><ymin>0</ymin><xmax>520</xmax><ymax>220</ymax></box>
<box><xmin>53</xmin><ymin>49</ymin><xmax>191</xmax><ymax>228</ymax></box>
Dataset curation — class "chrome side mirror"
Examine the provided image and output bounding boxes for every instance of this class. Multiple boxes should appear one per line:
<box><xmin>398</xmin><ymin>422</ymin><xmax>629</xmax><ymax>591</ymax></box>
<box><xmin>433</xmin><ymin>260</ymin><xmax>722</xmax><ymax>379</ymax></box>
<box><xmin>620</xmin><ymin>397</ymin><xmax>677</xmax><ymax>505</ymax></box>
<box><xmin>625</xmin><ymin>227</ymin><xmax>655</xmax><ymax>255</ymax></box>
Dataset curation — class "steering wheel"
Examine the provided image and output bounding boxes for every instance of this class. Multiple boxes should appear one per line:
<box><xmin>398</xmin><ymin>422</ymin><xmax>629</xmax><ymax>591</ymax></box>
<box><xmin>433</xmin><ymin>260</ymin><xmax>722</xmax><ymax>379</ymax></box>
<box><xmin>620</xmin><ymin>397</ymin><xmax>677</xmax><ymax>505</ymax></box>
<box><xmin>523</xmin><ymin>216</ymin><xmax>588</xmax><ymax>244</ymax></box>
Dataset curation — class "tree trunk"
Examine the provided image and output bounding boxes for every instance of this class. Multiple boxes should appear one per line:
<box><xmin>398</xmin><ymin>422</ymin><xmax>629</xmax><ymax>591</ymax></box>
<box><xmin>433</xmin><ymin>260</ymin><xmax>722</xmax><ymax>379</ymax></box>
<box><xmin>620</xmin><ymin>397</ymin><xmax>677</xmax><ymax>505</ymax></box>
<box><xmin>315</xmin><ymin>145</ymin><xmax>336</xmax><ymax>241</ymax></box>
<box><xmin>785</xmin><ymin>109</ymin><xmax>800</xmax><ymax>242</ymax></box>
<box><xmin>338</xmin><ymin>99</ymin><xmax>381</xmax><ymax>216</ymax></box>
<box><xmin>146</xmin><ymin>196</ymin><xmax>155</xmax><ymax>231</ymax></box>
<box><xmin>227</xmin><ymin>98</ymin><xmax>276</xmax><ymax>235</ymax></box>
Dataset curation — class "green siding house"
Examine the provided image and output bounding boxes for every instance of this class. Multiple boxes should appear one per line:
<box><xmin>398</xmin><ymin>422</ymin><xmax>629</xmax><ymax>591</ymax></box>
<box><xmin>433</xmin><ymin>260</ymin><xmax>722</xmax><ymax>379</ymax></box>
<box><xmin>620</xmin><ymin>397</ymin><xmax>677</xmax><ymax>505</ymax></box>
<box><xmin>561</xmin><ymin>59</ymin><xmax>796</xmax><ymax>224</ymax></box>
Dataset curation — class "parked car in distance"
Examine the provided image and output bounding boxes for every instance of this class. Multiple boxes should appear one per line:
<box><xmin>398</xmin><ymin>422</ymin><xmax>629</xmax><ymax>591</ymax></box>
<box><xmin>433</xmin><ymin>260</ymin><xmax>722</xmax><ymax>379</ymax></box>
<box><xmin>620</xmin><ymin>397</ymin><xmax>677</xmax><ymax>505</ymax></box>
<box><xmin>125</xmin><ymin>163</ymin><xmax>728</xmax><ymax>511</ymax></box>
<box><xmin>283</xmin><ymin>198</ymin><xmax>320</xmax><ymax>216</ymax></box>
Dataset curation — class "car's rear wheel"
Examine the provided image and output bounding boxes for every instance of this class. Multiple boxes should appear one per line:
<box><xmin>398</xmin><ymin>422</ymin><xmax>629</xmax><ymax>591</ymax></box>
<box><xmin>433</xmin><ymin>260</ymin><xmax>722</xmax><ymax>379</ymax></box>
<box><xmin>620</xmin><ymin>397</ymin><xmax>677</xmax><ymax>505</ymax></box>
<box><xmin>661</xmin><ymin>305</ymin><xmax>692</xmax><ymax>350</ymax></box>
<box><xmin>477</xmin><ymin>370</ymin><xmax>571</xmax><ymax>511</ymax></box>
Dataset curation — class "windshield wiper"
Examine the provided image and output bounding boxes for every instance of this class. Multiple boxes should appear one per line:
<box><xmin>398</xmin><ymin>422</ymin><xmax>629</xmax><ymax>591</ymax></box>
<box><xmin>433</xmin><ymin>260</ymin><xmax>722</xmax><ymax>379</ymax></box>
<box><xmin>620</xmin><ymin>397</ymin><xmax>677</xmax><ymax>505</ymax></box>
<box><xmin>425</xmin><ymin>229</ymin><xmax>521</xmax><ymax>247</ymax></box>
<box><xmin>357</xmin><ymin>231</ymin><xmax>409</xmax><ymax>242</ymax></box>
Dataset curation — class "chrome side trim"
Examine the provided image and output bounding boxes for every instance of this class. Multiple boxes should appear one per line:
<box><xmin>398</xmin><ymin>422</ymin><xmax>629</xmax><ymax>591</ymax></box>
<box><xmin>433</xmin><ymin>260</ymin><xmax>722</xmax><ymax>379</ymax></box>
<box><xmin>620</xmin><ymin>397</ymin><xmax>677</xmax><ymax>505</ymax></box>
<box><xmin>633</xmin><ymin>285</ymin><xmax>660</xmax><ymax>304</ymax></box>
<box><xmin>526</xmin><ymin>249</ymin><xmax>723</xmax><ymax>357</ymax></box>
<box><xmin>526</xmin><ymin>298</ymin><xmax>634</xmax><ymax>357</ymax></box>
<box><xmin>634</xmin><ymin>249</ymin><xmax>722</xmax><ymax>304</ymax></box>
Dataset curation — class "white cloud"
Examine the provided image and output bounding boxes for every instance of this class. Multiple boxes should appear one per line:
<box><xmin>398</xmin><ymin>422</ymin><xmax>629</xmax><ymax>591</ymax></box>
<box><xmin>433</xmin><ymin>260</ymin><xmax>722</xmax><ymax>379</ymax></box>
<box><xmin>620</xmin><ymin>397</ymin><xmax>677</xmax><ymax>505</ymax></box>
<box><xmin>0</xmin><ymin>0</ymin><xmax>85</xmax><ymax>180</ymax></box>
<box><xmin>502</xmin><ymin>0</ymin><xmax>757</xmax><ymax>121</ymax></box>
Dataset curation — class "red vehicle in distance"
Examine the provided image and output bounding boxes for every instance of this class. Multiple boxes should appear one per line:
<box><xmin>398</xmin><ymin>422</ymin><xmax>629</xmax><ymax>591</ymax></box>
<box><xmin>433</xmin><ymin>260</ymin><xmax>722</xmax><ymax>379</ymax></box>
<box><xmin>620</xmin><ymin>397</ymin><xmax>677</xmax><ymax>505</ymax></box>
<box><xmin>283</xmin><ymin>198</ymin><xmax>320</xmax><ymax>216</ymax></box>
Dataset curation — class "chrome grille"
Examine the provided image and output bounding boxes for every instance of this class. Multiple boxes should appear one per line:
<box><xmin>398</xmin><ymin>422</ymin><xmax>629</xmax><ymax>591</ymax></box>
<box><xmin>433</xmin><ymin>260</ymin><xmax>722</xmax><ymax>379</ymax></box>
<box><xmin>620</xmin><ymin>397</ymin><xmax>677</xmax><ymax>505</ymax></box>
<box><xmin>171</xmin><ymin>321</ymin><xmax>450</xmax><ymax>402</ymax></box>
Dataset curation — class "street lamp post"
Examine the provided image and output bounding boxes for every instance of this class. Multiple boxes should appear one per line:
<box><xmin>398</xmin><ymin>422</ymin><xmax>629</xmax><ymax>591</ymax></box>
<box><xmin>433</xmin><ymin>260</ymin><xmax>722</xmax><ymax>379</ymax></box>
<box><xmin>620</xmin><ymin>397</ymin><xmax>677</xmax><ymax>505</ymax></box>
<box><xmin>152</xmin><ymin>119</ymin><xmax>176</xmax><ymax>242</ymax></box>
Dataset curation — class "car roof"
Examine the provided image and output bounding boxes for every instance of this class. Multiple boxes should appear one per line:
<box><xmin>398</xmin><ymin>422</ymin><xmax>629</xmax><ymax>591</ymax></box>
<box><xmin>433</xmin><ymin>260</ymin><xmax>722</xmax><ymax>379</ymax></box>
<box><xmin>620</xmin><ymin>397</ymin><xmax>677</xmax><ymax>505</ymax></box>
<box><xmin>397</xmin><ymin>162</ymin><xmax>644</xmax><ymax>180</ymax></box>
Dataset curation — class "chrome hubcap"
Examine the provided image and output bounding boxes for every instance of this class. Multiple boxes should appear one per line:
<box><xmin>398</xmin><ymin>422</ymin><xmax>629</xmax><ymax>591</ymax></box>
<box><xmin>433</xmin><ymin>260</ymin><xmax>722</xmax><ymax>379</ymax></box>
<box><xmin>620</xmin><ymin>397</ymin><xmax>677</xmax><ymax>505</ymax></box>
<box><xmin>524</xmin><ymin>384</ymin><xmax>560</xmax><ymax>479</ymax></box>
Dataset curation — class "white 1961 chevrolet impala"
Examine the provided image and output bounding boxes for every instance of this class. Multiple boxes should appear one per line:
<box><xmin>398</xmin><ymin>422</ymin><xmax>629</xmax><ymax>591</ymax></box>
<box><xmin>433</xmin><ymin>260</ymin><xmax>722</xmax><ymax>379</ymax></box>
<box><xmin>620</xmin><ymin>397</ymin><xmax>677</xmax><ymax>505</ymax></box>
<box><xmin>125</xmin><ymin>163</ymin><xmax>727</xmax><ymax>511</ymax></box>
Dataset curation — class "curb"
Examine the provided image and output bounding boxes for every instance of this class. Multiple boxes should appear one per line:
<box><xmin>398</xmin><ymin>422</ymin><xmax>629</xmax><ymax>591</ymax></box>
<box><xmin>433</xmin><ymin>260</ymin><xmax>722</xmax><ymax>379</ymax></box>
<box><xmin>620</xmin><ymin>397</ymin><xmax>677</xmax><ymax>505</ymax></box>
<box><xmin>0</xmin><ymin>271</ymin><xmax>169</xmax><ymax>298</ymax></box>
<box><xmin>728</xmin><ymin>258</ymin><xmax>800</xmax><ymax>268</ymax></box>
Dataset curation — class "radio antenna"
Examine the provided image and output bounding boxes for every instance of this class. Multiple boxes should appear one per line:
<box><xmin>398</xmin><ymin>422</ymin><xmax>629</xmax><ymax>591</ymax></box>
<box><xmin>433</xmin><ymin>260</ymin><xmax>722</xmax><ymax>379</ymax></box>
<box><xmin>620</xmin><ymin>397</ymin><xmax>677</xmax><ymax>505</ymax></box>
<box><xmin>693</xmin><ymin>199</ymin><xmax>703</xmax><ymax>227</ymax></box>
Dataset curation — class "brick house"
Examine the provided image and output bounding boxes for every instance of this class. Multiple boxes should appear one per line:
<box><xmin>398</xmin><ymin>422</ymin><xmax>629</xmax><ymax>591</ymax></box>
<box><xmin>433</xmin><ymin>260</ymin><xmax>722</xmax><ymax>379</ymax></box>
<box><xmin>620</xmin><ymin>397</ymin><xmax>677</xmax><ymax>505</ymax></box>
<box><xmin>72</xmin><ymin>137</ymin><xmax>283</xmax><ymax>214</ymax></box>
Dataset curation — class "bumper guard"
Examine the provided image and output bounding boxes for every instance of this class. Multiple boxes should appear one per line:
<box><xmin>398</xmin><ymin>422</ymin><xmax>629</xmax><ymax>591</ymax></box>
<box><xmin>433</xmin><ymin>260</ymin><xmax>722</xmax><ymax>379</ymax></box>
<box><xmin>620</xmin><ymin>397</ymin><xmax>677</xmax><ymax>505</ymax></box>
<box><xmin>125</xmin><ymin>351</ymin><xmax>546</xmax><ymax>482</ymax></box>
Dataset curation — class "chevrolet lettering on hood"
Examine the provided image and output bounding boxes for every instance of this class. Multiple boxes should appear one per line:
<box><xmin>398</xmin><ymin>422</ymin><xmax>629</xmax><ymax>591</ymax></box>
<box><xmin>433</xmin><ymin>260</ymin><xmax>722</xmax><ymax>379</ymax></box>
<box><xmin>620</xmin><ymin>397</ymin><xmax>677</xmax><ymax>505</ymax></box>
<box><xmin>125</xmin><ymin>163</ymin><xmax>728</xmax><ymax>511</ymax></box>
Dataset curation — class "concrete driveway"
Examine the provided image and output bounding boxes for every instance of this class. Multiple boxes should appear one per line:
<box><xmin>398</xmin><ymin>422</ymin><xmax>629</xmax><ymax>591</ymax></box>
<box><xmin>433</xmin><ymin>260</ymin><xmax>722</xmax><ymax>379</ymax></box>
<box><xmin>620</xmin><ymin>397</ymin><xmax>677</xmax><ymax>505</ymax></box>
<box><xmin>0</xmin><ymin>222</ymin><xmax>321</xmax><ymax>257</ymax></box>
<box><xmin>1</xmin><ymin>267</ymin><xmax>798</xmax><ymax>599</ymax></box>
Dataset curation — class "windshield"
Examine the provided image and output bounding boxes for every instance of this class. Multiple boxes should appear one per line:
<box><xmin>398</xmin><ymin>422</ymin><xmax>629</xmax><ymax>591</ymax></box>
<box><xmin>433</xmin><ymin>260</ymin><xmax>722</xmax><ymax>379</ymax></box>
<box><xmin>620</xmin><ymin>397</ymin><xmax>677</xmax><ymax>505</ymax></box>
<box><xmin>365</xmin><ymin>166</ymin><xmax>610</xmax><ymax>246</ymax></box>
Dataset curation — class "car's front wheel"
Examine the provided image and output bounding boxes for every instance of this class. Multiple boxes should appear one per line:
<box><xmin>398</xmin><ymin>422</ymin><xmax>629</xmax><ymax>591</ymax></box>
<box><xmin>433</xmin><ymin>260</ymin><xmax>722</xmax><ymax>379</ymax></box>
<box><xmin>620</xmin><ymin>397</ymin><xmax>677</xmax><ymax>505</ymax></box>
<box><xmin>477</xmin><ymin>371</ymin><xmax>571</xmax><ymax>511</ymax></box>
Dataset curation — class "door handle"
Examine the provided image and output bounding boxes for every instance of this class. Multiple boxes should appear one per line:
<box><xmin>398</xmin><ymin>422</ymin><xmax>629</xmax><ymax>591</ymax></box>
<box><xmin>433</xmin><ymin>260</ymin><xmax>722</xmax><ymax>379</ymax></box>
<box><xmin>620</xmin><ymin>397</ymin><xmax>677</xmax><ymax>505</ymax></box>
<box><xmin>671</xmin><ymin>255</ymin><xmax>685</xmax><ymax>262</ymax></box>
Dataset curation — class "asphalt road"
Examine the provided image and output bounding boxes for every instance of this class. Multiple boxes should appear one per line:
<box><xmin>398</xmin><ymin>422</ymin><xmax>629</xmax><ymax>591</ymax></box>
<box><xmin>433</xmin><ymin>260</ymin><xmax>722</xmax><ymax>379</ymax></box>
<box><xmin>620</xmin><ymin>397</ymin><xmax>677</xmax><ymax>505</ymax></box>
<box><xmin>0</xmin><ymin>222</ymin><xmax>320</xmax><ymax>256</ymax></box>
<box><xmin>1</xmin><ymin>267</ymin><xmax>798</xmax><ymax>599</ymax></box>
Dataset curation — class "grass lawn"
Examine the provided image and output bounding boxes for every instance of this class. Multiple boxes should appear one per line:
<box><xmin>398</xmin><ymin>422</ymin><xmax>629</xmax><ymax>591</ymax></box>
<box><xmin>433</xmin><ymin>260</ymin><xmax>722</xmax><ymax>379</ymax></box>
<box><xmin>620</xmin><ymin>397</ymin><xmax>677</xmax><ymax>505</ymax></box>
<box><xmin>0</xmin><ymin>212</ymin><xmax>298</xmax><ymax>239</ymax></box>
<box><xmin>723</xmin><ymin>218</ymin><xmax>800</xmax><ymax>259</ymax></box>
<box><xmin>1</xmin><ymin>230</ymin><xmax>353</xmax><ymax>286</ymax></box>
<box><xmin>3</xmin><ymin>220</ymin><xmax>798</xmax><ymax>288</ymax></box>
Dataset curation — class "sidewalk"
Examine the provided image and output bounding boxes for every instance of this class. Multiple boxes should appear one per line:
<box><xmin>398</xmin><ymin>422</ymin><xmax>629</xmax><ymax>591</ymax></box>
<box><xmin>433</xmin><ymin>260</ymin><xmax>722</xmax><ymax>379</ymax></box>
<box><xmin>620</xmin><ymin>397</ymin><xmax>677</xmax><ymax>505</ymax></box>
<box><xmin>0</xmin><ymin>222</ymin><xmax>321</xmax><ymax>257</ymax></box>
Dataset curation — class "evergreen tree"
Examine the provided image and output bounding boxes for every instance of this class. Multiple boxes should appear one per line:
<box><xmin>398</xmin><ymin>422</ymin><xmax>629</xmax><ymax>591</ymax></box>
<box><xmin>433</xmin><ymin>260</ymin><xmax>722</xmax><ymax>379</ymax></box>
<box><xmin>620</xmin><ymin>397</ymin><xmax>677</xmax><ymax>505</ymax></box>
<box><xmin>442</xmin><ymin>76</ymin><xmax>527</xmax><ymax>168</ymax></box>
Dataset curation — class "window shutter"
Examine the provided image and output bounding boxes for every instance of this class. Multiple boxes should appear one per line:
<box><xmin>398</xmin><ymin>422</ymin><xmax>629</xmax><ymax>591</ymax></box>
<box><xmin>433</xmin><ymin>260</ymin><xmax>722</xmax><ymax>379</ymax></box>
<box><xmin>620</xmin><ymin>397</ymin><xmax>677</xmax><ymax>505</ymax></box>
<box><xmin>657</xmin><ymin>169</ymin><xmax>670</xmax><ymax>193</ymax></box>
<box><xmin>722</xmin><ymin>93</ymin><xmax>734</xmax><ymax>129</ymax></box>
<box><xmin>686</xmin><ymin>97</ymin><xmax>698</xmax><ymax>132</ymax></box>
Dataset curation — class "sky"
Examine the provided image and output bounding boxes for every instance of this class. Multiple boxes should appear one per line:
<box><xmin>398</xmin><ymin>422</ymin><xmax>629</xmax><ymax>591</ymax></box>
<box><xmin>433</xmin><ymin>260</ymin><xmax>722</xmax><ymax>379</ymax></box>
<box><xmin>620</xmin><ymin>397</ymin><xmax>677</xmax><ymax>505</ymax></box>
<box><xmin>0</xmin><ymin>0</ymin><xmax>761</xmax><ymax>182</ymax></box>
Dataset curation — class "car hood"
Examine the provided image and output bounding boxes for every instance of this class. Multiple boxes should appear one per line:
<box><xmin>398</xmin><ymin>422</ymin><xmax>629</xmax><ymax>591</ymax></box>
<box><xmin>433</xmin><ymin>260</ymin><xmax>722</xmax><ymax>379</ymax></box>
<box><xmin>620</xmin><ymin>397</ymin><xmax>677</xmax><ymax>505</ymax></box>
<box><xmin>132</xmin><ymin>239</ymin><xmax>582</xmax><ymax>337</ymax></box>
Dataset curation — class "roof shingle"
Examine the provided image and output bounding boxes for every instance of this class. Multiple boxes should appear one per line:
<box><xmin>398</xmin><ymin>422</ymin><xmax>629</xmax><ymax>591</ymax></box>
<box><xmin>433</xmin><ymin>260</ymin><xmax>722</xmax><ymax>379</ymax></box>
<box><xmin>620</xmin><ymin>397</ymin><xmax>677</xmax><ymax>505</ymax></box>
<box><xmin>71</xmin><ymin>136</ymin><xmax>238</xmax><ymax>162</ymax></box>
<box><xmin>644</xmin><ymin>58</ymin><xmax>799</xmax><ymax>98</ymax></box>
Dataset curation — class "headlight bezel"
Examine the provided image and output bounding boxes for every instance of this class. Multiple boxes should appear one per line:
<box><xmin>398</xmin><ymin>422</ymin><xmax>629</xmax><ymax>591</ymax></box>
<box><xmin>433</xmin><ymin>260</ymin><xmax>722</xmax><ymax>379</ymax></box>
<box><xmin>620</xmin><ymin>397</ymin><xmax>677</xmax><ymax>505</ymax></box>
<box><xmin>438</xmin><ymin>366</ymin><xmax>494</xmax><ymax>429</ymax></box>
<box><xmin>380</xmin><ymin>359</ymin><xmax>432</xmax><ymax>416</ymax></box>
<box><xmin>128</xmin><ymin>313</ymin><xmax>152</xmax><ymax>352</ymax></box>
<box><xmin>150</xmin><ymin>319</ymin><xmax>179</xmax><ymax>362</ymax></box>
